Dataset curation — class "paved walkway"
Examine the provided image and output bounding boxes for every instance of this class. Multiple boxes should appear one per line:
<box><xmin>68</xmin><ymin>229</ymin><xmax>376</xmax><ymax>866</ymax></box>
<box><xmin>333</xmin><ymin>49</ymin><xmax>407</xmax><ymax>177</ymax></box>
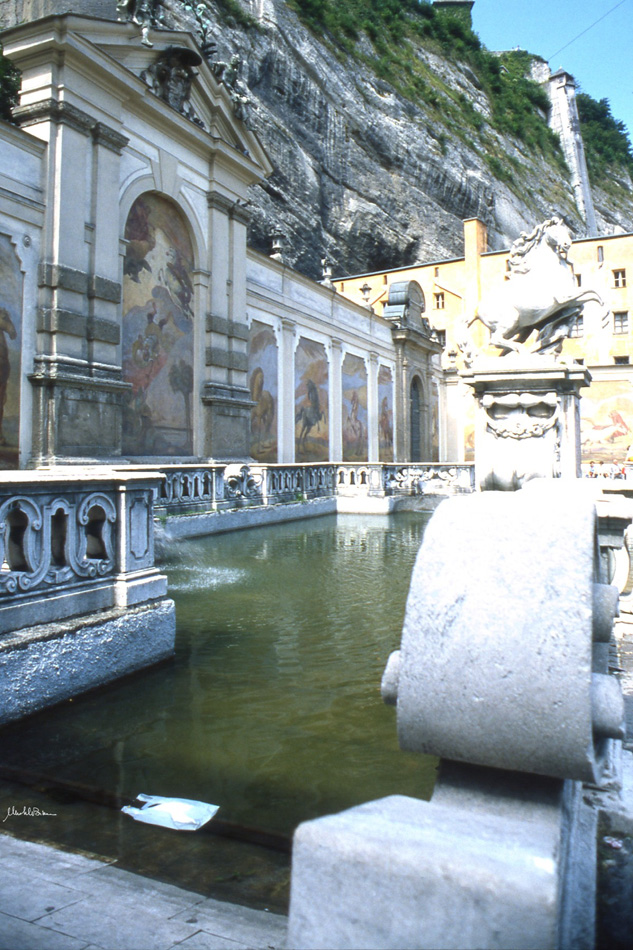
<box><xmin>0</xmin><ymin>834</ymin><xmax>288</xmax><ymax>950</ymax></box>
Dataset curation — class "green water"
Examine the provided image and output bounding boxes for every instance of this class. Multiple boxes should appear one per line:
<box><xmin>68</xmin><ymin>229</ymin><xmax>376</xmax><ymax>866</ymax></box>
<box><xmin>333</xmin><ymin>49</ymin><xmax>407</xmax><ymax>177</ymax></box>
<box><xmin>0</xmin><ymin>512</ymin><xmax>436</xmax><ymax>909</ymax></box>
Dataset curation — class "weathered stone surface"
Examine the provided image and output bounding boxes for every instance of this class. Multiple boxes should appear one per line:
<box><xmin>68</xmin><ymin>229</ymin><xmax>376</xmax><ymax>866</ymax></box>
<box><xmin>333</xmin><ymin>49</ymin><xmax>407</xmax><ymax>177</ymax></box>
<box><xmin>160</xmin><ymin>0</ymin><xmax>633</xmax><ymax>280</ymax></box>
<box><xmin>390</xmin><ymin>483</ymin><xmax>623</xmax><ymax>782</ymax></box>
<box><xmin>0</xmin><ymin>598</ymin><xmax>176</xmax><ymax>724</ymax></box>
<box><xmin>288</xmin><ymin>793</ymin><xmax>563</xmax><ymax>950</ymax></box>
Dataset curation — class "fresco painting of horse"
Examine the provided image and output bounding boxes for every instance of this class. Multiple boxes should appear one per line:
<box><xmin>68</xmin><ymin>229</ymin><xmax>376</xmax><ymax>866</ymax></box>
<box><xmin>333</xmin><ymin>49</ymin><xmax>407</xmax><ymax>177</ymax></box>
<box><xmin>295</xmin><ymin>338</ymin><xmax>328</xmax><ymax>462</ymax></box>
<box><xmin>122</xmin><ymin>194</ymin><xmax>194</xmax><ymax>456</ymax></box>
<box><xmin>248</xmin><ymin>322</ymin><xmax>278</xmax><ymax>461</ymax></box>
<box><xmin>378</xmin><ymin>365</ymin><xmax>394</xmax><ymax>462</ymax></box>
<box><xmin>0</xmin><ymin>235</ymin><xmax>22</xmax><ymax>468</ymax></box>
<box><xmin>342</xmin><ymin>353</ymin><xmax>367</xmax><ymax>462</ymax></box>
<box><xmin>580</xmin><ymin>379</ymin><xmax>633</xmax><ymax>463</ymax></box>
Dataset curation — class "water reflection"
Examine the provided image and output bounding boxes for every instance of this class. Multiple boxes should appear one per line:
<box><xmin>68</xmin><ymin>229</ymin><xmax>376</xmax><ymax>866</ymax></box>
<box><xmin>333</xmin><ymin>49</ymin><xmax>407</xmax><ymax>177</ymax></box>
<box><xmin>0</xmin><ymin>512</ymin><xmax>436</xmax><ymax>907</ymax></box>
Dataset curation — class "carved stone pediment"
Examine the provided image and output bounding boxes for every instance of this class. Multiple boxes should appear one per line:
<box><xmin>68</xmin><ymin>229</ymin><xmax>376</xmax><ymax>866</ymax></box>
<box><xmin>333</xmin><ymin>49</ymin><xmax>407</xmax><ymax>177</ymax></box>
<box><xmin>142</xmin><ymin>46</ymin><xmax>204</xmax><ymax>127</ymax></box>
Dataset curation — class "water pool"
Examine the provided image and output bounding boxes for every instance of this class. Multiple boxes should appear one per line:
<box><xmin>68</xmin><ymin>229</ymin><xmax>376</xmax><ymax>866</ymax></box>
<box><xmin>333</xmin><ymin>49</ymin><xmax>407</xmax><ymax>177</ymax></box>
<box><xmin>0</xmin><ymin>512</ymin><xmax>436</xmax><ymax>910</ymax></box>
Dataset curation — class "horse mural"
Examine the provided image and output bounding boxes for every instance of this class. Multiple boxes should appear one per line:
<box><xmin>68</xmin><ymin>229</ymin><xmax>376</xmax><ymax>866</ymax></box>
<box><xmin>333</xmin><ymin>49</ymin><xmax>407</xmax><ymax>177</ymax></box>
<box><xmin>0</xmin><ymin>307</ymin><xmax>17</xmax><ymax>447</ymax></box>
<box><xmin>296</xmin><ymin>379</ymin><xmax>324</xmax><ymax>453</ymax></box>
<box><xmin>466</xmin><ymin>217</ymin><xmax>604</xmax><ymax>357</ymax></box>
<box><xmin>250</xmin><ymin>366</ymin><xmax>275</xmax><ymax>451</ymax></box>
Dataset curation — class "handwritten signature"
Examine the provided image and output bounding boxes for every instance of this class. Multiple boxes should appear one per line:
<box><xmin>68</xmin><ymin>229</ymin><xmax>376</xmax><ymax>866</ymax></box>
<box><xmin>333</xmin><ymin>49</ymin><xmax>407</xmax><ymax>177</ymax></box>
<box><xmin>3</xmin><ymin>805</ymin><xmax>58</xmax><ymax>822</ymax></box>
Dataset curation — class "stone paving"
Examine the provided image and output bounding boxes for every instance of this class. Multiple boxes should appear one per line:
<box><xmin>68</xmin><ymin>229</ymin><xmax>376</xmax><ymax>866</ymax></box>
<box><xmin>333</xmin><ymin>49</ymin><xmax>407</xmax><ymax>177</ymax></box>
<box><xmin>0</xmin><ymin>834</ymin><xmax>288</xmax><ymax>950</ymax></box>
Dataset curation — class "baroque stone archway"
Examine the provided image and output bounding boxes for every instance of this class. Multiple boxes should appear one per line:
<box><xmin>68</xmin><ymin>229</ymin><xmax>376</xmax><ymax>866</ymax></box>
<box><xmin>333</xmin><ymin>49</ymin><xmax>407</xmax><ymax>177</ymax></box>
<box><xmin>121</xmin><ymin>193</ymin><xmax>195</xmax><ymax>457</ymax></box>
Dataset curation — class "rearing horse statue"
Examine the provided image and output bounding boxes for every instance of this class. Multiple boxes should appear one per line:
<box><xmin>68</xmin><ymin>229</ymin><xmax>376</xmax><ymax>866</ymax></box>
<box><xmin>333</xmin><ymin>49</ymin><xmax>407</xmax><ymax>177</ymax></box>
<box><xmin>468</xmin><ymin>217</ymin><xmax>603</xmax><ymax>356</ymax></box>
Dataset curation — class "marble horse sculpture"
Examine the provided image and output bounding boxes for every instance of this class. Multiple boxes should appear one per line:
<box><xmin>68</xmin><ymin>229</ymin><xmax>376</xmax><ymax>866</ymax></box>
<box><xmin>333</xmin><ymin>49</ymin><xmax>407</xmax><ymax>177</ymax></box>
<box><xmin>468</xmin><ymin>217</ymin><xmax>603</xmax><ymax>356</ymax></box>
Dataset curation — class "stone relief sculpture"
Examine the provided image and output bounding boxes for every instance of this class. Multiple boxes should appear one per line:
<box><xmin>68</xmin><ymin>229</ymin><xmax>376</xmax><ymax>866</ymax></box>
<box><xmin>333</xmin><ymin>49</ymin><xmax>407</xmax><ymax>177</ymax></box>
<box><xmin>463</xmin><ymin>216</ymin><xmax>603</xmax><ymax>360</ymax></box>
<box><xmin>185</xmin><ymin>3</ymin><xmax>218</xmax><ymax>59</ymax></box>
<box><xmin>478</xmin><ymin>391</ymin><xmax>561</xmax><ymax>491</ymax></box>
<box><xmin>211</xmin><ymin>54</ymin><xmax>252</xmax><ymax>124</ymax></box>
<box><xmin>141</xmin><ymin>47</ymin><xmax>204</xmax><ymax>127</ymax></box>
<box><xmin>117</xmin><ymin>0</ymin><xmax>163</xmax><ymax>47</ymax></box>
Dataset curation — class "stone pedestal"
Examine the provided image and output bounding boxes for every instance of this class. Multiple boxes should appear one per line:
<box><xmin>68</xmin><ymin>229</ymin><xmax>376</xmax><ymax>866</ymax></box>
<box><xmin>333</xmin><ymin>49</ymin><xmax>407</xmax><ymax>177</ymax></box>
<box><xmin>461</xmin><ymin>359</ymin><xmax>590</xmax><ymax>491</ymax></box>
<box><xmin>201</xmin><ymin>382</ymin><xmax>254</xmax><ymax>460</ymax></box>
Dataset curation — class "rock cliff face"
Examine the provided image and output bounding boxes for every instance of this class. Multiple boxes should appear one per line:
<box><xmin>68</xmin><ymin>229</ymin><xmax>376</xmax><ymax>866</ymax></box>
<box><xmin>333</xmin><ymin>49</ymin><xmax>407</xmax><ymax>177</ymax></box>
<box><xmin>165</xmin><ymin>0</ymin><xmax>633</xmax><ymax>279</ymax></box>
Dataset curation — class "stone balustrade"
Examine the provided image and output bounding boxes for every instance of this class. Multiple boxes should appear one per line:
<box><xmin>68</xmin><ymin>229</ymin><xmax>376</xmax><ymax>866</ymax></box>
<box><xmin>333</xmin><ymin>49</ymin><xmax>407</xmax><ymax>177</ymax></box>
<box><xmin>151</xmin><ymin>461</ymin><xmax>474</xmax><ymax>514</ymax></box>
<box><xmin>0</xmin><ymin>468</ymin><xmax>167</xmax><ymax>634</ymax></box>
<box><xmin>383</xmin><ymin>463</ymin><xmax>475</xmax><ymax>495</ymax></box>
<box><xmin>155</xmin><ymin>463</ymin><xmax>225</xmax><ymax>512</ymax></box>
<box><xmin>0</xmin><ymin>468</ymin><xmax>175</xmax><ymax>724</ymax></box>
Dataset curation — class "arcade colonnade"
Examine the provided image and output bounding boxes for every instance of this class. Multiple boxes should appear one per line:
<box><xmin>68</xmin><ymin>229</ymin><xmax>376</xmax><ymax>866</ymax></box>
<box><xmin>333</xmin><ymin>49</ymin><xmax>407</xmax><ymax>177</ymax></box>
<box><xmin>0</xmin><ymin>13</ymin><xmax>442</xmax><ymax>469</ymax></box>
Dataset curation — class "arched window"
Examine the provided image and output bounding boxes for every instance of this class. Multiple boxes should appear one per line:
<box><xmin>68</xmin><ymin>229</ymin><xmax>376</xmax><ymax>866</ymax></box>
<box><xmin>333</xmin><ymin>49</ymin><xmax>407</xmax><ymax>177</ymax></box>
<box><xmin>122</xmin><ymin>194</ymin><xmax>195</xmax><ymax>457</ymax></box>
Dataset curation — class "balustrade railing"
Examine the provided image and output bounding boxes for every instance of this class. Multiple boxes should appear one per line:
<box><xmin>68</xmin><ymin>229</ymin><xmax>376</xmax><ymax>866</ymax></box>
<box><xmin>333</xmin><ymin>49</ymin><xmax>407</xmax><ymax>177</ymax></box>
<box><xmin>383</xmin><ymin>463</ymin><xmax>476</xmax><ymax>495</ymax></box>
<box><xmin>0</xmin><ymin>469</ymin><xmax>166</xmax><ymax>632</ymax></box>
<box><xmin>155</xmin><ymin>464</ymin><xmax>225</xmax><ymax>512</ymax></box>
<box><xmin>150</xmin><ymin>461</ymin><xmax>474</xmax><ymax>515</ymax></box>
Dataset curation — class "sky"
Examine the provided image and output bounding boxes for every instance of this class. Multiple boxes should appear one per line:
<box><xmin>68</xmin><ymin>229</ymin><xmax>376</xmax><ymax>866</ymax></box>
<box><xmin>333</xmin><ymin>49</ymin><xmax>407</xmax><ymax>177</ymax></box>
<box><xmin>471</xmin><ymin>0</ymin><xmax>633</xmax><ymax>144</ymax></box>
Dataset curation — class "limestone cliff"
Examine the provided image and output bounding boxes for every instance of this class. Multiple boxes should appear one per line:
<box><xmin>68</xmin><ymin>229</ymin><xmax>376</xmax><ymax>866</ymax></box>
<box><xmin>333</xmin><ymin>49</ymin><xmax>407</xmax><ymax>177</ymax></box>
<box><xmin>156</xmin><ymin>1</ymin><xmax>633</xmax><ymax>277</ymax></box>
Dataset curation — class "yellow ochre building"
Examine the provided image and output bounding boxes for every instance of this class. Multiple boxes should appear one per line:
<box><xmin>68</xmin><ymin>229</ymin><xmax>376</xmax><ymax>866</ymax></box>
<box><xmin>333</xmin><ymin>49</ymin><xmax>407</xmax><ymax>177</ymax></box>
<box><xmin>336</xmin><ymin>220</ymin><xmax>633</xmax><ymax>466</ymax></box>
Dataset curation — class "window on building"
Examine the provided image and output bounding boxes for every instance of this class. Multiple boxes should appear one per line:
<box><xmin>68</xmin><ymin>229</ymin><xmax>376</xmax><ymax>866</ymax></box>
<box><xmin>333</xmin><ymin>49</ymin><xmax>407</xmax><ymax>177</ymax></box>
<box><xmin>597</xmin><ymin>246</ymin><xmax>604</xmax><ymax>263</ymax></box>
<box><xmin>575</xmin><ymin>274</ymin><xmax>582</xmax><ymax>287</ymax></box>
<box><xmin>383</xmin><ymin>274</ymin><xmax>388</xmax><ymax>284</ymax></box>
<box><xmin>434</xmin><ymin>292</ymin><xmax>445</xmax><ymax>310</ymax></box>
<box><xmin>434</xmin><ymin>267</ymin><xmax>440</xmax><ymax>278</ymax></box>
<box><xmin>615</xmin><ymin>356</ymin><xmax>630</xmax><ymax>365</ymax></box>
<box><xmin>614</xmin><ymin>269</ymin><xmax>627</xmax><ymax>288</ymax></box>
<box><xmin>614</xmin><ymin>311</ymin><xmax>629</xmax><ymax>335</ymax></box>
<box><xmin>569</xmin><ymin>316</ymin><xmax>584</xmax><ymax>338</ymax></box>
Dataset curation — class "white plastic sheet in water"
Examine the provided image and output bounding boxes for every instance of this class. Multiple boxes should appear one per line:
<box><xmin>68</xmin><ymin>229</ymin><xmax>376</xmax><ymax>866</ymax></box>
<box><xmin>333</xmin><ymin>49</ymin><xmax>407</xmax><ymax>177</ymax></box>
<box><xmin>121</xmin><ymin>794</ymin><xmax>220</xmax><ymax>831</ymax></box>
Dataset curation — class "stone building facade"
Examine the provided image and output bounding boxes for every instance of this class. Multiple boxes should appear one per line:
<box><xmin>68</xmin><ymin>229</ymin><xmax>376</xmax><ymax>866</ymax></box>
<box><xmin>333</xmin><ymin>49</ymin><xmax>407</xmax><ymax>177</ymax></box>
<box><xmin>0</xmin><ymin>9</ymin><xmax>440</xmax><ymax>469</ymax></box>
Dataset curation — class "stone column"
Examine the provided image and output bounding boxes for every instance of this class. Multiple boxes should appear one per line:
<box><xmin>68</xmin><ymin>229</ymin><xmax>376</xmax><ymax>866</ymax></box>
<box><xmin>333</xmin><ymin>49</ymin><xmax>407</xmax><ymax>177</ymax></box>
<box><xmin>278</xmin><ymin>318</ymin><xmax>297</xmax><ymax>463</ymax></box>
<box><xmin>202</xmin><ymin>195</ymin><xmax>253</xmax><ymax>459</ymax></box>
<box><xmin>461</xmin><ymin>358</ymin><xmax>591</xmax><ymax>491</ymax></box>
<box><xmin>18</xmin><ymin>102</ymin><xmax>129</xmax><ymax>462</ymax></box>
<box><xmin>367</xmin><ymin>351</ymin><xmax>379</xmax><ymax>462</ymax></box>
<box><xmin>392</xmin><ymin>334</ymin><xmax>408</xmax><ymax>463</ymax></box>
<box><xmin>329</xmin><ymin>339</ymin><xmax>343</xmax><ymax>461</ymax></box>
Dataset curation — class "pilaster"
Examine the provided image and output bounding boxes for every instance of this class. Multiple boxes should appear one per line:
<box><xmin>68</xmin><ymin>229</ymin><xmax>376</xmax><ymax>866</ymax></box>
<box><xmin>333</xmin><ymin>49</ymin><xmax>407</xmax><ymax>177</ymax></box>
<box><xmin>279</xmin><ymin>318</ymin><xmax>297</xmax><ymax>463</ymax></box>
<box><xmin>367</xmin><ymin>352</ymin><xmax>379</xmax><ymax>462</ymax></box>
<box><xmin>329</xmin><ymin>339</ymin><xmax>343</xmax><ymax>461</ymax></box>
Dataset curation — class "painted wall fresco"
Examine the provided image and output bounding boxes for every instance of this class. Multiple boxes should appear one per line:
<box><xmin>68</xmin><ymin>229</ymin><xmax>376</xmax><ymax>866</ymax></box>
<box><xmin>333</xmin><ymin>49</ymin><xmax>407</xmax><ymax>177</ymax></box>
<box><xmin>580</xmin><ymin>379</ymin><xmax>633</xmax><ymax>463</ymax></box>
<box><xmin>342</xmin><ymin>353</ymin><xmax>368</xmax><ymax>463</ymax></box>
<box><xmin>122</xmin><ymin>194</ymin><xmax>194</xmax><ymax>456</ymax></box>
<box><xmin>378</xmin><ymin>365</ymin><xmax>394</xmax><ymax>463</ymax></box>
<box><xmin>0</xmin><ymin>235</ymin><xmax>22</xmax><ymax>469</ymax></box>
<box><xmin>249</xmin><ymin>321</ymin><xmax>278</xmax><ymax>462</ymax></box>
<box><xmin>295</xmin><ymin>337</ymin><xmax>328</xmax><ymax>462</ymax></box>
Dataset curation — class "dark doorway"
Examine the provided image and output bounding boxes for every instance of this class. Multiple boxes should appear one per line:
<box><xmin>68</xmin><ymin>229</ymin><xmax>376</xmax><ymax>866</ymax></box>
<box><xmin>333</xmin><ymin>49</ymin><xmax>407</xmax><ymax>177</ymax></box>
<box><xmin>410</xmin><ymin>377</ymin><xmax>422</xmax><ymax>461</ymax></box>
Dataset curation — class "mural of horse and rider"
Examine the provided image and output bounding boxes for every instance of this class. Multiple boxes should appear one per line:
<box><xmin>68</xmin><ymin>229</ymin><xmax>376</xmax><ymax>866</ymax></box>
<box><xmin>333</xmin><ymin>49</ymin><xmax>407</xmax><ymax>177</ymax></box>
<box><xmin>249</xmin><ymin>321</ymin><xmax>277</xmax><ymax>462</ymax></box>
<box><xmin>0</xmin><ymin>235</ymin><xmax>22</xmax><ymax>469</ymax></box>
<box><xmin>121</xmin><ymin>193</ymin><xmax>194</xmax><ymax>457</ymax></box>
<box><xmin>378</xmin><ymin>365</ymin><xmax>394</xmax><ymax>463</ymax></box>
<box><xmin>295</xmin><ymin>338</ymin><xmax>328</xmax><ymax>463</ymax></box>
<box><xmin>342</xmin><ymin>353</ymin><xmax>368</xmax><ymax>463</ymax></box>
